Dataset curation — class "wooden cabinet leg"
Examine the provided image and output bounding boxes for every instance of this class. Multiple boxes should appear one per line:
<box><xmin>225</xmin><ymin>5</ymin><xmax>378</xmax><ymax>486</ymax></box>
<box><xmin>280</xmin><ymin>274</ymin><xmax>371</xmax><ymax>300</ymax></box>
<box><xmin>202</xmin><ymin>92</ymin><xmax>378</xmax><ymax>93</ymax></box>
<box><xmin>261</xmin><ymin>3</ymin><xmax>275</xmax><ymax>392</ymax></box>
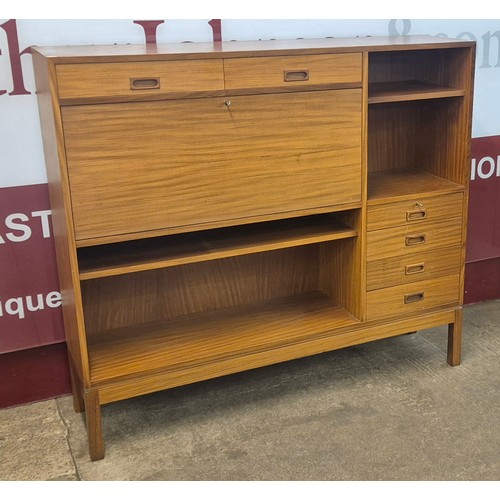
<box><xmin>68</xmin><ymin>361</ymin><xmax>85</xmax><ymax>413</ymax></box>
<box><xmin>84</xmin><ymin>389</ymin><xmax>105</xmax><ymax>461</ymax></box>
<box><xmin>447</xmin><ymin>308</ymin><xmax>463</xmax><ymax>366</ymax></box>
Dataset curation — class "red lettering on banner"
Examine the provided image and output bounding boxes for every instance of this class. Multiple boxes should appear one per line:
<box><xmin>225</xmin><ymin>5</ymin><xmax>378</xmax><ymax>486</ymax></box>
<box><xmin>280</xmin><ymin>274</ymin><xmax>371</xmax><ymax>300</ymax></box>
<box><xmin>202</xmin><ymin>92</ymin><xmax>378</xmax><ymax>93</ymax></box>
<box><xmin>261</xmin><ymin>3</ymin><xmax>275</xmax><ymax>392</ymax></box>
<box><xmin>467</xmin><ymin>135</ymin><xmax>500</xmax><ymax>263</ymax></box>
<box><xmin>4</xmin><ymin>213</ymin><xmax>31</xmax><ymax>242</ymax></box>
<box><xmin>0</xmin><ymin>62</ymin><xmax>5</xmax><ymax>96</ymax></box>
<box><xmin>26</xmin><ymin>294</ymin><xmax>44</xmax><ymax>312</ymax></box>
<box><xmin>208</xmin><ymin>19</ymin><xmax>222</xmax><ymax>42</ymax></box>
<box><xmin>133</xmin><ymin>20</ymin><xmax>165</xmax><ymax>44</ymax></box>
<box><xmin>0</xmin><ymin>18</ymin><xmax>224</xmax><ymax>95</ymax></box>
<box><xmin>471</xmin><ymin>155</ymin><xmax>500</xmax><ymax>180</ymax></box>
<box><xmin>133</xmin><ymin>19</ymin><xmax>223</xmax><ymax>45</ymax></box>
<box><xmin>0</xmin><ymin>19</ymin><xmax>31</xmax><ymax>96</ymax></box>
<box><xmin>0</xmin><ymin>291</ymin><xmax>62</xmax><ymax>321</ymax></box>
<box><xmin>0</xmin><ymin>209</ymin><xmax>52</xmax><ymax>244</ymax></box>
<box><xmin>0</xmin><ymin>184</ymin><xmax>64</xmax><ymax>353</ymax></box>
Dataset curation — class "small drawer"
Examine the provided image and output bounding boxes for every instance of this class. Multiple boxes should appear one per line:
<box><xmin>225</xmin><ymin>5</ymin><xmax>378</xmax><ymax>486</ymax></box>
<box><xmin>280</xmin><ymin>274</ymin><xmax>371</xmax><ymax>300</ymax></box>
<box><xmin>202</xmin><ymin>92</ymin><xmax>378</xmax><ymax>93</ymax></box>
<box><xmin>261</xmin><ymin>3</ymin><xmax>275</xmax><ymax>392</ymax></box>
<box><xmin>56</xmin><ymin>59</ymin><xmax>225</xmax><ymax>102</ymax></box>
<box><xmin>366</xmin><ymin>218</ymin><xmax>462</xmax><ymax>261</ymax></box>
<box><xmin>224</xmin><ymin>53</ymin><xmax>362</xmax><ymax>90</ymax></box>
<box><xmin>367</xmin><ymin>247</ymin><xmax>462</xmax><ymax>291</ymax></box>
<box><xmin>366</xmin><ymin>274</ymin><xmax>460</xmax><ymax>321</ymax></box>
<box><xmin>367</xmin><ymin>192</ymin><xmax>464</xmax><ymax>231</ymax></box>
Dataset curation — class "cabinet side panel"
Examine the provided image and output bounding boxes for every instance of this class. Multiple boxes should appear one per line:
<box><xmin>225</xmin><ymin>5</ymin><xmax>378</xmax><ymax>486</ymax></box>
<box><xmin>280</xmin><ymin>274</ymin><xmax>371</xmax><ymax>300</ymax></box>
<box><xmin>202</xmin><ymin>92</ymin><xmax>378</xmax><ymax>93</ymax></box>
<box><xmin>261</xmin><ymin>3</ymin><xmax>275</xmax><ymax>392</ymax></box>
<box><xmin>457</xmin><ymin>45</ymin><xmax>475</xmax><ymax>304</ymax></box>
<box><xmin>32</xmin><ymin>51</ymin><xmax>91</xmax><ymax>386</ymax></box>
<box><xmin>359</xmin><ymin>51</ymin><xmax>369</xmax><ymax>320</ymax></box>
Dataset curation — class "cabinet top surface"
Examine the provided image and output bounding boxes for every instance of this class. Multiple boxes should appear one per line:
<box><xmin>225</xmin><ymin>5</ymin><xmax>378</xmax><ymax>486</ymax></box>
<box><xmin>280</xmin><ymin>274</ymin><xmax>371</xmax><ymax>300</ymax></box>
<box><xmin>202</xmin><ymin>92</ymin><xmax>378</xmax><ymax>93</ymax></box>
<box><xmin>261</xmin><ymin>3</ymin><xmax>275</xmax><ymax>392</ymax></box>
<box><xmin>32</xmin><ymin>35</ymin><xmax>474</xmax><ymax>62</ymax></box>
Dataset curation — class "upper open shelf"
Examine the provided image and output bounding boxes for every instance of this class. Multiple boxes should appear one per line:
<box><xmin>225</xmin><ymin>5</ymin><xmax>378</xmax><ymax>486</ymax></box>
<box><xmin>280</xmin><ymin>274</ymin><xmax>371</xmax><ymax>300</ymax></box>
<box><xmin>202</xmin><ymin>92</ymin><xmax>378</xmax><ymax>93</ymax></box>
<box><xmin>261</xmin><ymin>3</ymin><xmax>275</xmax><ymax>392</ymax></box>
<box><xmin>368</xmin><ymin>80</ymin><xmax>465</xmax><ymax>104</ymax></box>
<box><xmin>78</xmin><ymin>213</ymin><xmax>357</xmax><ymax>281</ymax></box>
<box><xmin>368</xmin><ymin>47</ymin><xmax>469</xmax><ymax>105</ymax></box>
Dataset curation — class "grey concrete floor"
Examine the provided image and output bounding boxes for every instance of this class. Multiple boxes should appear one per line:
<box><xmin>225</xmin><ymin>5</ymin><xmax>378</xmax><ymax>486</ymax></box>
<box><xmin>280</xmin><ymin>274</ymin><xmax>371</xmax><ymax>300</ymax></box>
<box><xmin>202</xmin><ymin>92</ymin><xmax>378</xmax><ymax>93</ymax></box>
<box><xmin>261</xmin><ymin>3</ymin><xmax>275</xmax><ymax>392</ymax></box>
<box><xmin>1</xmin><ymin>300</ymin><xmax>500</xmax><ymax>481</ymax></box>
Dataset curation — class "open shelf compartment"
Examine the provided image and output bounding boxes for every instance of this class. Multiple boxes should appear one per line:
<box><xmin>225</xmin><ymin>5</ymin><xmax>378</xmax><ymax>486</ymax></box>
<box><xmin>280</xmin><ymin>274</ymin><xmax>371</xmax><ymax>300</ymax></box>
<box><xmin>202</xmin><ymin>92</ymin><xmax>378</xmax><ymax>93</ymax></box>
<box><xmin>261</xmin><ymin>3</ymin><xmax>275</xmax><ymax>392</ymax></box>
<box><xmin>78</xmin><ymin>212</ymin><xmax>358</xmax><ymax>280</ymax></box>
<box><xmin>367</xmin><ymin>96</ymin><xmax>470</xmax><ymax>193</ymax></box>
<box><xmin>368</xmin><ymin>47</ymin><xmax>469</xmax><ymax>104</ymax></box>
<box><xmin>368</xmin><ymin>168</ymin><xmax>464</xmax><ymax>205</ymax></box>
<box><xmin>80</xmin><ymin>214</ymin><xmax>362</xmax><ymax>384</ymax></box>
<box><xmin>368</xmin><ymin>80</ymin><xmax>465</xmax><ymax>104</ymax></box>
<box><xmin>87</xmin><ymin>291</ymin><xmax>359</xmax><ymax>384</ymax></box>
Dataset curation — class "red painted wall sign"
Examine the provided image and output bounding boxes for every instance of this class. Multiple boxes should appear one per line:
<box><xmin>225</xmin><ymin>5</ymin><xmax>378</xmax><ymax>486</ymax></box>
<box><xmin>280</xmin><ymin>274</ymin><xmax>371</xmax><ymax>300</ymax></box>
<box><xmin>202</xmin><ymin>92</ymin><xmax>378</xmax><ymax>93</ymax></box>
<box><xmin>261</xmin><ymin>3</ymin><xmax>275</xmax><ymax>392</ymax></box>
<box><xmin>0</xmin><ymin>19</ymin><xmax>31</xmax><ymax>96</ymax></box>
<box><xmin>467</xmin><ymin>135</ymin><xmax>500</xmax><ymax>262</ymax></box>
<box><xmin>1</xmin><ymin>19</ymin><xmax>500</xmax><ymax>356</ymax></box>
<box><xmin>0</xmin><ymin>184</ymin><xmax>64</xmax><ymax>353</ymax></box>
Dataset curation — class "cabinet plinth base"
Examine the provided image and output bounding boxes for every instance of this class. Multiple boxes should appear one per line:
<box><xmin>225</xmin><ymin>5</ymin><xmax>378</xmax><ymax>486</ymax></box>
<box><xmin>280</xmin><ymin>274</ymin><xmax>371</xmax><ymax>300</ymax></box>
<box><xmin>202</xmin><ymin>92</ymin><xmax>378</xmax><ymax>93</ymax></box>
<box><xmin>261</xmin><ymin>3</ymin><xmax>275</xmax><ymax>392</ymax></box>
<box><xmin>78</xmin><ymin>306</ymin><xmax>460</xmax><ymax>460</ymax></box>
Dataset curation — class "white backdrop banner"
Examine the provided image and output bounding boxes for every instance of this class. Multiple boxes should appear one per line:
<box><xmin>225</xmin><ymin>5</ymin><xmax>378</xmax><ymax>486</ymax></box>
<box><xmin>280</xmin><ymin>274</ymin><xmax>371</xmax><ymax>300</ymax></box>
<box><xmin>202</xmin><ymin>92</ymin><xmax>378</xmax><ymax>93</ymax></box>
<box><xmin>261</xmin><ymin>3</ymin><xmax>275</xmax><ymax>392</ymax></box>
<box><xmin>1</xmin><ymin>19</ymin><xmax>499</xmax><ymax>352</ymax></box>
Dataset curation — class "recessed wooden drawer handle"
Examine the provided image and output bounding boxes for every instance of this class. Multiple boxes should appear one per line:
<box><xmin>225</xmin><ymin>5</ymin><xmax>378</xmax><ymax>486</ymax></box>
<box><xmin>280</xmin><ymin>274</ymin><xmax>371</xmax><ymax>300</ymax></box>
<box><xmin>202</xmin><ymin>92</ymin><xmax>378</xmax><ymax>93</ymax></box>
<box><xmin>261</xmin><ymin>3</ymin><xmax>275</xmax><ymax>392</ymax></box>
<box><xmin>130</xmin><ymin>78</ymin><xmax>160</xmax><ymax>90</ymax></box>
<box><xmin>284</xmin><ymin>70</ymin><xmax>309</xmax><ymax>82</ymax></box>
<box><xmin>406</xmin><ymin>207</ymin><xmax>427</xmax><ymax>221</ymax></box>
<box><xmin>405</xmin><ymin>234</ymin><xmax>426</xmax><ymax>246</ymax></box>
<box><xmin>405</xmin><ymin>262</ymin><xmax>425</xmax><ymax>275</ymax></box>
<box><xmin>404</xmin><ymin>292</ymin><xmax>425</xmax><ymax>304</ymax></box>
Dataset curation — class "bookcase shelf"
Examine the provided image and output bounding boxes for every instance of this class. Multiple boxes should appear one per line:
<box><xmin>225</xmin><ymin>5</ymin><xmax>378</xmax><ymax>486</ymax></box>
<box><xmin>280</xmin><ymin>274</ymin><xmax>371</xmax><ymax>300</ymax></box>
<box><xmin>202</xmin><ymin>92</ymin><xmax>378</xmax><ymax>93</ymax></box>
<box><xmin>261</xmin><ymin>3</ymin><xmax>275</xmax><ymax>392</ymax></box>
<box><xmin>368</xmin><ymin>169</ymin><xmax>464</xmax><ymax>205</ymax></box>
<box><xmin>368</xmin><ymin>80</ymin><xmax>465</xmax><ymax>104</ymax></box>
<box><xmin>78</xmin><ymin>214</ymin><xmax>357</xmax><ymax>281</ymax></box>
<box><xmin>87</xmin><ymin>291</ymin><xmax>358</xmax><ymax>384</ymax></box>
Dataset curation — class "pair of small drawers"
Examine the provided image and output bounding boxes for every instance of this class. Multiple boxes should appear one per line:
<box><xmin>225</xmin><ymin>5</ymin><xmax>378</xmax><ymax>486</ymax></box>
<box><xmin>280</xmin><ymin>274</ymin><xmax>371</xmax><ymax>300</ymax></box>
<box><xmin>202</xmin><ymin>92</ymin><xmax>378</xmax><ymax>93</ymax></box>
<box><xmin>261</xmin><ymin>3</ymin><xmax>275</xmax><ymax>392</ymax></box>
<box><xmin>366</xmin><ymin>191</ymin><xmax>464</xmax><ymax>320</ymax></box>
<box><xmin>55</xmin><ymin>53</ymin><xmax>362</xmax><ymax>102</ymax></box>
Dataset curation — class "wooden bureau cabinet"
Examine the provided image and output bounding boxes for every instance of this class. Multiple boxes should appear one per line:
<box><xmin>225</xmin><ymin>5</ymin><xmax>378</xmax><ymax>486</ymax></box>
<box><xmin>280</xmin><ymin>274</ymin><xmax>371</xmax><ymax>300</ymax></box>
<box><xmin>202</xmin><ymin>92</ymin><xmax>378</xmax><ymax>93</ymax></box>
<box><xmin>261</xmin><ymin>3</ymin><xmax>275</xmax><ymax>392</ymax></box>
<box><xmin>32</xmin><ymin>36</ymin><xmax>475</xmax><ymax>460</ymax></box>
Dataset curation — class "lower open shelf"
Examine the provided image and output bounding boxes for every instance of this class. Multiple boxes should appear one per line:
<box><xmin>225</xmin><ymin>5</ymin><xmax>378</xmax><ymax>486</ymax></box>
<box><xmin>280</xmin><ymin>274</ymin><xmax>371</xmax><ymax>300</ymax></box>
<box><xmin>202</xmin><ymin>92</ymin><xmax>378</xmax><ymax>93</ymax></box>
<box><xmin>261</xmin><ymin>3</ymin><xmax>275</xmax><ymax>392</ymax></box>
<box><xmin>87</xmin><ymin>291</ymin><xmax>359</xmax><ymax>384</ymax></box>
<box><xmin>368</xmin><ymin>168</ymin><xmax>464</xmax><ymax>204</ymax></box>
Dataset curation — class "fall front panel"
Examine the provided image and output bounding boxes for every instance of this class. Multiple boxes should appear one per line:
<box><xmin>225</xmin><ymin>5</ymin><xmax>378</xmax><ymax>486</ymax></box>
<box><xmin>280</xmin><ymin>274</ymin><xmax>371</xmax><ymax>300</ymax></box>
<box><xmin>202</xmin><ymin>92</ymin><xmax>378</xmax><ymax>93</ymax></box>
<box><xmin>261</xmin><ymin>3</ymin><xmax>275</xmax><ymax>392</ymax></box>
<box><xmin>61</xmin><ymin>89</ymin><xmax>362</xmax><ymax>242</ymax></box>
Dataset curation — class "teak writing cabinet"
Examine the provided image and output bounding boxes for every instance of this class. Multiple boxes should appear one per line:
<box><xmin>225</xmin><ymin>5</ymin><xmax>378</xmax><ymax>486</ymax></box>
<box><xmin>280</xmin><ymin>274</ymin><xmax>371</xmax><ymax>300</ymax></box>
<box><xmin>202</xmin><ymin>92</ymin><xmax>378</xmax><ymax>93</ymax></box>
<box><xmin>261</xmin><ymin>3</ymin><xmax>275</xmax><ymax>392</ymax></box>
<box><xmin>32</xmin><ymin>35</ymin><xmax>475</xmax><ymax>461</ymax></box>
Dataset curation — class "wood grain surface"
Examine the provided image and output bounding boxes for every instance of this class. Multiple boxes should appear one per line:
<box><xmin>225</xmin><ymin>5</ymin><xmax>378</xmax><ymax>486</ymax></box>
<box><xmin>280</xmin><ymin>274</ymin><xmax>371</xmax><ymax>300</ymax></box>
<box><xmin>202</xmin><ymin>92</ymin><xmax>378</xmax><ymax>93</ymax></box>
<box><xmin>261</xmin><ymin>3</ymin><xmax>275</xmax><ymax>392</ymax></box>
<box><xmin>32</xmin><ymin>35</ymin><xmax>474</xmax><ymax>63</ymax></box>
<box><xmin>367</xmin><ymin>169</ymin><xmax>464</xmax><ymax>204</ymax></box>
<box><xmin>78</xmin><ymin>214</ymin><xmax>357</xmax><ymax>280</ymax></box>
<box><xmin>31</xmin><ymin>52</ymin><xmax>91</xmax><ymax>387</ymax></box>
<box><xmin>95</xmin><ymin>308</ymin><xmax>456</xmax><ymax>405</ymax></box>
<box><xmin>367</xmin><ymin>190</ymin><xmax>464</xmax><ymax>230</ymax></box>
<box><xmin>87</xmin><ymin>291</ymin><xmax>358</xmax><ymax>384</ymax></box>
<box><xmin>224</xmin><ymin>53</ymin><xmax>362</xmax><ymax>89</ymax></box>
<box><xmin>366</xmin><ymin>274</ymin><xmax>460</xmax><ymax>320</ymax></box>
<box><xmin>62</xmin><ymin>89</ymin><xmax>362</xmax><ymax>242</ymax></box>
<box><xmin>368</xmin><ymin>80</ymin><xmax>465</xmax><ymax>104</ymax></box>
<box><xmin>81</xmin><ymin>246</ymin><xmax>321</xmax><ymax>334</ymax></box>
<box><xmin>366</xmin><ymin>247</ymin><xmax>462</xmax><ymax>291</ymax></box>
<box><xmin>56</xmin><ymin>59</ymin><xmax>225</xmax><ymax>102</ymax></box>
<box><xmin>32</xmin><ymin>36</ymin><xmax>475</xmax><ymax>461</ymax></box>
<box><xmin>366</xmin><ymin>217</ymin><xmax>463</xmax><ymax>261</ymax></box>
